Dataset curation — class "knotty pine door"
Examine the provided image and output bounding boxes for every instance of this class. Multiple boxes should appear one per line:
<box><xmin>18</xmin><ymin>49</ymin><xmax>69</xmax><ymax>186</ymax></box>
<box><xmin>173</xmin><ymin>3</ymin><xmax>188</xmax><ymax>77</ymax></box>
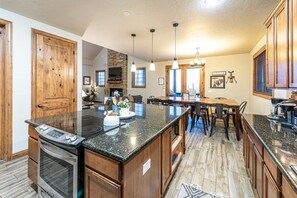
<box><xmin>32</xmin><ymin>29</ymin><xmax>77</xmax><ymax>118</ymax></box>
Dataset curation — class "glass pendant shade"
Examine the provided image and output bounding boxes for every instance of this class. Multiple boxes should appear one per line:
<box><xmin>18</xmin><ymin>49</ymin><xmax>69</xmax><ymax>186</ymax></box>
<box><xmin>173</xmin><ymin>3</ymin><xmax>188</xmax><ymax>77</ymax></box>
<box><xmin>131</xmin><ymin>62</ymin><xmax>136</xmax><ymax>72</ymax></box>
<box><xmin>172</xmin><ymin>58</ymin><xmax>179</xmax><ymax>70</ymax></box>
<box><xmin>149</xmin><ymin>61</ymin><xmax>155</xmax><ymax>71</ymax></box>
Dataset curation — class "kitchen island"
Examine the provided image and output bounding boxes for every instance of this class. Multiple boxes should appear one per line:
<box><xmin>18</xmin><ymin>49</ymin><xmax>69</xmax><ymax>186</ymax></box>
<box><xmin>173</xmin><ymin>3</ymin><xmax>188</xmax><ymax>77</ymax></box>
<box><xmin>242</xmin><ymin>114</ymin><xmax>297</xmax><ymax>198</ymax></box>
<box><xmin>26</xmin><ymin>103</ymin><xmax>189</xmax><ymax>198</ymax></box>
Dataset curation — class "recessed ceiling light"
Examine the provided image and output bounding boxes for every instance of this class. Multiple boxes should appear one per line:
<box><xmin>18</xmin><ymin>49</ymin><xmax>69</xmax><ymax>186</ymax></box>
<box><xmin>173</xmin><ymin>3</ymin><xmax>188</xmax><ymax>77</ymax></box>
<box><xmin>204</xmin><ymin>0</ymin><xmax>221</xmax><ymax>6</ymax></box>
<box><xmin>122</xmin><ymin>11</ymin><xmax>131</xmax><ymax>16</ymax></box>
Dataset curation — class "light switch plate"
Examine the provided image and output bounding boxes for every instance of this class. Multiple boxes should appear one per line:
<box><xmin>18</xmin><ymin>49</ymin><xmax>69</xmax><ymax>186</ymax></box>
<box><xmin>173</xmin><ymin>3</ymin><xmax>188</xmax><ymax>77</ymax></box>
<box><xmin>143</xmin><ymin>158</ymin><xmax>151</xmax><ymax>175</ymax></box>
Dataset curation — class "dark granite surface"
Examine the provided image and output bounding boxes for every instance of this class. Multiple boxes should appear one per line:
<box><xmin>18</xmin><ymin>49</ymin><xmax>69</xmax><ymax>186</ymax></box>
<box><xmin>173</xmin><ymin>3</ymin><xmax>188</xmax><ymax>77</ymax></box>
<box><xmin>26</xmin><ymin>104</ymin><xmax>189</xmax><ymax>162</ymax></box>
<box><xmin>242</xmin><ymin>114</ymin><xmax>297</xmax><ymax>193</ymax></box>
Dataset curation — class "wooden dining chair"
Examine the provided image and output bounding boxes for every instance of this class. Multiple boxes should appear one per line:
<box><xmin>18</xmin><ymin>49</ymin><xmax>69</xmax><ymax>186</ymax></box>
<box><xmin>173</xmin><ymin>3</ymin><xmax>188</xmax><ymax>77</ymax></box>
<box><xmin>210</xmin><ymin>103</ymin><xmax>229</xmax><ymax>140</ymax></box>
<box><xmin>190</xmin><ymin>102</ymin><xmax>208</xmax><ymax>135</ymax></box>
<box><xmin>227</xmin><ymin>101</ymin><xmax>247</xmax><ymax>131</ymax></box>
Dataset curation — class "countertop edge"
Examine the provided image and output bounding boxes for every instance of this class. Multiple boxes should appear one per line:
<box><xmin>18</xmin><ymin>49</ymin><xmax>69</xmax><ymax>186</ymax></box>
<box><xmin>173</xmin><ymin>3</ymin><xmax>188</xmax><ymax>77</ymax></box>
<box><xmin>83</xmin><ymin>108</ymin><xmax>190</xmax><ymax>163</ymax></box>
<box><xmin>242</xmin><ymin>114</ymin><xmax>297</xmax><ymax>193</ymax></box>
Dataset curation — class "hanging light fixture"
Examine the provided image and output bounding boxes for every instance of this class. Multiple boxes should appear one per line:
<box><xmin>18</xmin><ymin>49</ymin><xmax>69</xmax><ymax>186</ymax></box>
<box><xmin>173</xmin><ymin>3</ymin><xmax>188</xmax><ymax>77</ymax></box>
<box><xmin>190</xmin><ymin>47</ymin><xmax>206</xmax><ymax>67</ymax></box>
<box><xmin>131</xmin><ymin>34</ymin><xmax>137</xmax><ymax>72</ymax></box>
<box><xmin>149</xmin><ymin>29</ymin><xmax>156</xmax><ymax>71</ymax></box>
<box><xmin>172</xmin><ymin>23</ymin><xmax>179</xmax><ymax>70</ymax></box>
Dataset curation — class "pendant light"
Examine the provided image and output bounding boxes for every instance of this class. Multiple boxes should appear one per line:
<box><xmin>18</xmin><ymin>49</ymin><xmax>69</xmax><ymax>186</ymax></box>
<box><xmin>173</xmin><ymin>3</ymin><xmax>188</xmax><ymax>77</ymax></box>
<box><xmin>172</xmin><ymin>23</ymin><xmax>179</xmax><ymax>70</ymax></box>
<box><xmin>131</xmin><ymin>34</ymin><xmax>137</xmax><ymax>72</ymax></box>
<box><xmin>149</xmin><ymin>29</ymin><xmax>156</xmax><ymax>71</ymax></box>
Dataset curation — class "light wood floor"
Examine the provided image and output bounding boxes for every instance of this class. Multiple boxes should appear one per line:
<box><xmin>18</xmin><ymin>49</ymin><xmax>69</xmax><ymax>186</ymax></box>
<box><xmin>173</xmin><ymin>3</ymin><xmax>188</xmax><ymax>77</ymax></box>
<box><xmin>165</xmin><ymin>120</ymin><xmax>255</xmax><ymax>198</ymax></box>
<box><xmin>0</xmin><ymin>119</ymin><xmax>254</xmax><ymax>198</ymax></box>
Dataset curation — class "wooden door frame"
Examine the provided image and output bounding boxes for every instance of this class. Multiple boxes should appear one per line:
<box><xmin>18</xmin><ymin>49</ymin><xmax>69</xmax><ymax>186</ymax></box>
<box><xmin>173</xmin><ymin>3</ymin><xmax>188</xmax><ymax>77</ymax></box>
<box><xmin>0</xmin><ymin>19</ymin><xmax>13</xmax><ymax>161</ymax></box>
<box><xmin>31</xmin><ymin>29</ymin><xmax>77</xmax><ymax>118</ymax></box>
<box><xmin>165</xmin><ymin>64</ymin><xmax>205</xmax><ymax>97</ymax></box>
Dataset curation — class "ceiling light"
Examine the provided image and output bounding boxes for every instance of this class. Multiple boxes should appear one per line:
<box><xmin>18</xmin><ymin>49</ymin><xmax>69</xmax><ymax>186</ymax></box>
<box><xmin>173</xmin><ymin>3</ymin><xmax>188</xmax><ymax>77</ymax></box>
<box><xmin>190</xmin><ymin>47</ymin><xmax>206</xmax><ymax>67</ymax></box>
<box><xmin>131</xmin><ymin>34</ymin><xmax>136</xmax><ymax>72</ymax></box>
<box><xmin>172</xmin><ymin>23</ymin><xmax>179</xmax><ymax>70</ymax></box>
<box><xmin>149</xmin><ymin>29</ymin><xmax>156</xmax><ymax>71</ymax></box>
<box><xmin>204</xmin><ymin>0</ymin><xmax>221</xmax><ymax>6</ymax></box>
<box><xmin>122</xmin><ymin>11</ymin><xmax>131</xmax><ymax>16</ymax></box>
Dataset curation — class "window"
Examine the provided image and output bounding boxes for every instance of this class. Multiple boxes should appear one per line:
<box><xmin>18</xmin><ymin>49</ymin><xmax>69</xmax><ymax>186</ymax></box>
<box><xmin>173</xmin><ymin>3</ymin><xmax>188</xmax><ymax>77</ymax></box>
<box><xmin>186</xmin><ymin>68</ymin><xmax>200</xmax><ymax>94</ymax></box>
<box><xmin>96</xmin><ymin>70</ymin><xmax>105</xmax><ymax>87</ymax></box>
<box><xmin>253</xmin><ymin>46</ymin><xmax>272</xmax><ymax>98</ymax></box>
<box><xmin>169</xmin><ymin>69</ymin><xmax>182</xmax><ymax>96</ymax></box>
<box><xmin>132</xmin><ymin>67</ymin><xmax>146</xmax><ymax>88</ymax></box>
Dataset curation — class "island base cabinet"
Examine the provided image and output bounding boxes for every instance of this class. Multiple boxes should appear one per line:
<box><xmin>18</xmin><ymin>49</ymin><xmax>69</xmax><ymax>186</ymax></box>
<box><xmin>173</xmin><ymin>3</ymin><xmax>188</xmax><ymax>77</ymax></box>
<box><xmin>263</xmin><ymin>165</ymin><xmax>281</xmax><ymax>198</ymax></box>
<box><xmin>84</xmin><ymin>168</ymin><xmax>121</xmax><ymax>198</ymax></box>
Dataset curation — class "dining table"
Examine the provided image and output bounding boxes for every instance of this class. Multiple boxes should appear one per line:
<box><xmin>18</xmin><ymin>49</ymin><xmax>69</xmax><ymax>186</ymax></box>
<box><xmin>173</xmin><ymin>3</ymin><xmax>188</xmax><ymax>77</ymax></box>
<box><xmin>147</xmin><ymin>96</ymin><xmax>241</xmax><ymax>141</ymax></box>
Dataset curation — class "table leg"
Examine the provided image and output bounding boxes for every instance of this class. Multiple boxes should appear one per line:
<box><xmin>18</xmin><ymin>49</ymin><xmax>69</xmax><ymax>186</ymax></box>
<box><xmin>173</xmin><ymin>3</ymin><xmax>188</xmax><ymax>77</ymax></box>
<box><xmin>235</xmin><ymin>107</ymin><xmax>240</xmax><ymax>141</ymax></box>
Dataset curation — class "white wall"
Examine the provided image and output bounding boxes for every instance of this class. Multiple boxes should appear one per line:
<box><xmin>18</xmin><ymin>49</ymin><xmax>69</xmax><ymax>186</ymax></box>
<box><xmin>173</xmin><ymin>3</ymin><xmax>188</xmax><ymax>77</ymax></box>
<box><xmin>0</xmin><ymin>8</ymin><xmax>82</xmax><ymax>153</ymax></box>
<box><xmin>93</xmin><ymin>48</ymin><xmax>108</xmax><ymax>101</ymax></box>
<box><xmin>143</xmin><ymin>54</ymin><xmax>251</xmax><ymax>112</ymax></box>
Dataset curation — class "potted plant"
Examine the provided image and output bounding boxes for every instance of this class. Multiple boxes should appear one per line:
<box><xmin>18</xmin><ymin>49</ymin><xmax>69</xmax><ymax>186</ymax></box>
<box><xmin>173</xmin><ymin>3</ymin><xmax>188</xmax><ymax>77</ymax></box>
<box><xmin>117</xmin><ymin>98</ymin><xmax>130</xmax><ymax>116</ymax></box>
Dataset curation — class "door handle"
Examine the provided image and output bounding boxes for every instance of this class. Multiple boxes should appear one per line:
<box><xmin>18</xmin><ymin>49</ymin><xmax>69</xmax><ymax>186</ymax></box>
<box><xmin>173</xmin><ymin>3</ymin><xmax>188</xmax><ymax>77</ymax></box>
<box><xmin>37</xmin><ymin>104</ymin><xmax>44</xmax><ymax>108</ymax></box>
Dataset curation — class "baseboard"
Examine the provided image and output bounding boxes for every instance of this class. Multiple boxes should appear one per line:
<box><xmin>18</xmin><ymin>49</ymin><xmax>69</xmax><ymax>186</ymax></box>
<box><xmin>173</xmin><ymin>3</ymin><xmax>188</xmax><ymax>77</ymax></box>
<box><xmin>12</xmin><ymin>149</ymin><xmax>28</xmax><ymax>160</ymax></box>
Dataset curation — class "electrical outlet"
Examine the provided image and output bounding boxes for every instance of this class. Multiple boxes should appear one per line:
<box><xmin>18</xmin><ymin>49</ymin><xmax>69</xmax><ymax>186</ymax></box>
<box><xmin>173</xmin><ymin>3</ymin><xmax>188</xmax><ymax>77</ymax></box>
<box><xmin>143</xmin><ymin>158</ymin><xmax>151</xmax><ymax>175</ymax></box>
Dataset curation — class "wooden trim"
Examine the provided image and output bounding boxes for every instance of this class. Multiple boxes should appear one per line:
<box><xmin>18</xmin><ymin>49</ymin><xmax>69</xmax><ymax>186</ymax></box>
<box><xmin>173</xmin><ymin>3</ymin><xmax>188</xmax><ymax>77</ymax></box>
<box><xmin>264</xmin><ymin>0</ymin><xmax>286</xmax><ymax>25</ymax></box>
<box><xmin>253</xmin><ymin>92</ymin><xmax>273</xmax><ymax>100</ymax></box>
<box><xmin>95</xmin><ymin>70</ymin><xmax>106</xmax><ymax>87</ymax></box>
<box><xmin>12</xmin><ymin>149</ymin><xmax>28</xmax><ymax>160</ymax></box>
<box><xmin>253</xmin><ymin>45</ymin><xmax>266</xmax><ymax>59</ymax></box>
<box><xmin>0</xmin><ymin>19</ymin><xmax>13</xmax><ymax>161</ymax></box>
<box><xmin>31</xmin><ymin>29</ymin><xmax>77</xmax><ymax>118</ymax></box>
<box><xmin>132</xmin><ymin>67</ymin><xmax>146</xmax><ymax>88</ymax></box>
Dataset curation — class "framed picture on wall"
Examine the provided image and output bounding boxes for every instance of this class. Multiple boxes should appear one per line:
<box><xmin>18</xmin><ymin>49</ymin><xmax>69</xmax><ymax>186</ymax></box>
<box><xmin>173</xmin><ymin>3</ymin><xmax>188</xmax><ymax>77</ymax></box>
<box><xmin>158</xmin><ymin>77</ymin><xmax>164</xmax><ymax>85</ymax></box>
<box><xmin>210</xmin><ymin>75</ymin><xmax>225</xmax><ymax>89</ymax></box>
<box><xmin>83</xmin><ymin>76</ymin><xmax>91</xmax><ymax>85</ymax></box>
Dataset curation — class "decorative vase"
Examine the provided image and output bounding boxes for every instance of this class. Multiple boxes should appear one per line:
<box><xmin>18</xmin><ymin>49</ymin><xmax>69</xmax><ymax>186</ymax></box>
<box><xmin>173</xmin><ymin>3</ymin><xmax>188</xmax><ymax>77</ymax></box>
<box><xmin>120</xmin><ymin>108</ymin><xmax>129</xmax><ymax>116</ymax></box>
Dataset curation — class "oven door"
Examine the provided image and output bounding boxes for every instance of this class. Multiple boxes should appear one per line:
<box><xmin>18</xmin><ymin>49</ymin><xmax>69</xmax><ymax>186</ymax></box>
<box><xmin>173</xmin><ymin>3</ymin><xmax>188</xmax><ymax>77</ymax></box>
<box><xmin>38</xmin><ymin>139</ymin><xmax>78</xmax><ymax>198</ymax></box>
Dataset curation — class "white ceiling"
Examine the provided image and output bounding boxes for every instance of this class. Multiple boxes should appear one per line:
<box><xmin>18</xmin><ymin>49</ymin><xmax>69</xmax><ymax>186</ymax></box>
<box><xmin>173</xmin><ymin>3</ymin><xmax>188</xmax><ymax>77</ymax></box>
<box><xmin>0</xmin><ymin>0</ymin><xmax>279</xmax><ymax>61</ymax></box>
<box><xmin>82</xmin><ymin>41</ymin><xmax>103</xmax><ymax>61</ymax></box>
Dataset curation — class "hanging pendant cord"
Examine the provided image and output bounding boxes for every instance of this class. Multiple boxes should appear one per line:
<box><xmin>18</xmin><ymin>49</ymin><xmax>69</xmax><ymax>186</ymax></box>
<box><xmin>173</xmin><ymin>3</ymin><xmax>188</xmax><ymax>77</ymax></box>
<box><xmin>133</xmin><ymin>36</ymin><xmax>134</xmax><ymax>63</ymax></box>
<box><xmin>174</xmin><ymin>26</ymin><xmax>176</xmax><ymax>59</ymax></box>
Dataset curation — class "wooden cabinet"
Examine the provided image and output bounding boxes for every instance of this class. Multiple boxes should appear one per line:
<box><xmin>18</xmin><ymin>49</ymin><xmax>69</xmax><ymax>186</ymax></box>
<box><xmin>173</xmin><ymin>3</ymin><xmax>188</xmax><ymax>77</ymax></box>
<box><xmin>289</xmin><ymin>0</ymin><xmax>297</xmax><ymax>87</ymax></box>
<box><xmin>264</xmin><ymin>0</ymin><xmax>297</xmax><ymax>88</ymax></box>
<box><xmin>85</xmin><ymin>167</ymin><xmax>121</xmax><ymax>198</ymax></box>
<box><xmin>162</xmin><ymin>128</ymin><xmax>172</xmax><ymax>194</ymax></box>
<box><xmin>254</xmin><ymin>146</ymin><xmax>263</xmax><ymax>198</ymax></box>
<box><xmin>247</xmin><ymin>135</ymin><xmax>254</xmax><ymax>179</ymax></box>
<box><xmin>28</xmin><ymin>125</ymin><xmax>39</xmax><ymax>186</ymax></box>
<box><xmin>263</xmin><ymin>165</ymin><xmax>281</xmax><ymax>198</ymax></box>
<box><xmin>282</xmin><ymin>175</ymin><xmax>297</xmax><ymax>198</ymax></box>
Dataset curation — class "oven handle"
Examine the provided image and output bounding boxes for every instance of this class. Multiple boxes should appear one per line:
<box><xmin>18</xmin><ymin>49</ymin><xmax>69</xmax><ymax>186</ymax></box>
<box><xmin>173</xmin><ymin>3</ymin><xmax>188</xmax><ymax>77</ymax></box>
<box><xmin>39</xmin><ymin>140</ymin><xmax>77</xmax><ymax>163</ymax></box>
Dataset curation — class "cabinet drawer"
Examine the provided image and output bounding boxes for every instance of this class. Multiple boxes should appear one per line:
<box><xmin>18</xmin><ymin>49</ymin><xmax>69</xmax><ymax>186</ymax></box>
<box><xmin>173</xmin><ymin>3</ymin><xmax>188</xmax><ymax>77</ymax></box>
<box><xmin>29</xmin><ymin>125</ymin><xmax>39</xmax><ymax>140</ymax></box>
<box><xmin>85</xmin><ymin>149</ymin><xmax>120</xmax><ymax>182</ymax></box>
<box><xmin>28</xmin><ymin>137</ymin><xmax>39</xmax><ymax>163</ymax></box>
<box><xmin>28</xmin><ymin>157</ymin><xmax>38</xmax><ymax>185</ymax></box>
<box><xmin>263</xmin><ymin>149</ymin><xmax>281</xmax><ymax>188</ymax></box>
<box><xmin>282</xmin><ymin>175</ymin><xmax>297</xmax><ymax>198</ymax></box>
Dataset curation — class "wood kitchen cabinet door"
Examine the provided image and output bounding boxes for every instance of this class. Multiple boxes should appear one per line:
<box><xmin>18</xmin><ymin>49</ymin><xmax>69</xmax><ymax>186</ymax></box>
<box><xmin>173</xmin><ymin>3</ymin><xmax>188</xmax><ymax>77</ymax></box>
<box><xmin>247</xmin><ymin>135</ymin><xmax>254</xmax><ymax>179</ymax></box>
<box><xmin>263</xmin><ymin>165</ymin><xmax>281</xmax><ymax>198</ymax></box>
<box><xmin>162</xmin><ymin>127</ymin><xmax>172</xmax><ymax>194</ymax></box>
<box><xmin>266</xmin><ymin>18</ymin><xmax>275</xmax><ymax>88</ymax></box>
<box><xmin>274</xmin><ymin>0</ymin><xmax>289</xmax><ymax>88</ymax></box>
<box><xmin>282</xmin><ymin>175</ymin><xmax>297</xmax><ymax>198</ymax></box>
<box><xmin>85</xmin><ymin>167</ymin><xmax>121</xmax><ymax>198</ymax></box>
<box><xmin>254</xmin><ymin>146</ymin><xmax>264</xmax><ymax>198</ymax></box>
<box><xmin>289</xmin><ymin>0</ymin><xmax>297</xmax><ymax>87</ymax></box>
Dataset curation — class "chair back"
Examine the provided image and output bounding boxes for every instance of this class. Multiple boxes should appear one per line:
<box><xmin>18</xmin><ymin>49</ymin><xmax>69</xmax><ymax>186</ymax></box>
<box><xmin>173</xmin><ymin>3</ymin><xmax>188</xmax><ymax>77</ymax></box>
<box><xmin>194</xmin><ymin>102</ymin><xmax>202</xmax><ymax>114</ymax></box>
<box><xmin>214</xmin><ymin>103</ymin><xmax>226</xmax><ymax>119</ymax></box>
<box><xmin>239</xmin><ymin>101</ymin><xmax>247</xmax><ymax>114</ymax></box>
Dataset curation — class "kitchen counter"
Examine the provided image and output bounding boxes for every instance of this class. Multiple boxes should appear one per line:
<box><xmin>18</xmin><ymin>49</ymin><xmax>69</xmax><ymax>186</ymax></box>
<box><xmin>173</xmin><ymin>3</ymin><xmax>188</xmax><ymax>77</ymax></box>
<box><xmin>26</xmin><ymin>103</ymin><xmax>189</xmax><ymax>162</ymax></box>
<box><xmin>242</xmin><ymin>114</ymin><xmax>297</xmax><ymax>193</ymax></box>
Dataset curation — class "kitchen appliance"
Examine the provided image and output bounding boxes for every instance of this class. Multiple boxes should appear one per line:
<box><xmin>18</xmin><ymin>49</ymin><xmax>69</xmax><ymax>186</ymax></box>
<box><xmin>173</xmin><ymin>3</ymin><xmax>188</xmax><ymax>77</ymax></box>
<box><xmin>280</xmin><ymin>102</ymin><xmax>297</xmax><ymax>124</ymax></box>
<box><xmin>36</xmin><ymin>115</ymin><xmax>124</xmax><ymax>198</ymax></box>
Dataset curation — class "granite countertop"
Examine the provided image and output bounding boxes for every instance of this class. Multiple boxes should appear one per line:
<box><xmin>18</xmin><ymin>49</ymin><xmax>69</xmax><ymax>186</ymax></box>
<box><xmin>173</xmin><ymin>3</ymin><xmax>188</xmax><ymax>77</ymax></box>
<box><xmin>242</xmin><ymin>114</ymin><xmax>297</xmax><ymax>193</ymax></box>
<box><xmin>26</xmin><ymin>104</ymin><xmax>189</xmax><ymax>162</ymax></box>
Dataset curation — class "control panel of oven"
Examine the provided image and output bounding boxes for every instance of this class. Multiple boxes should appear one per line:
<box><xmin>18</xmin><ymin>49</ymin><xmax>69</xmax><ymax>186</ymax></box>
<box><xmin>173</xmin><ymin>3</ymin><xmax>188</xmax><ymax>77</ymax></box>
<box><xmin>35</xmin><ymin>124</ymin><xmax>85</xmax><ymax>146</ymax></box>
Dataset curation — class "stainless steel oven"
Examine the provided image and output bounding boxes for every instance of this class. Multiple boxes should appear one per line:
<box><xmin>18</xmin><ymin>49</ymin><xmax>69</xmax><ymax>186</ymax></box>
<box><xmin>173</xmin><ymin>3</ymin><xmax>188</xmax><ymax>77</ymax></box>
<box><xmin>38</xmin><ymin>139</ymin><xmax>78</xmax><ymax>198</ymax></box>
